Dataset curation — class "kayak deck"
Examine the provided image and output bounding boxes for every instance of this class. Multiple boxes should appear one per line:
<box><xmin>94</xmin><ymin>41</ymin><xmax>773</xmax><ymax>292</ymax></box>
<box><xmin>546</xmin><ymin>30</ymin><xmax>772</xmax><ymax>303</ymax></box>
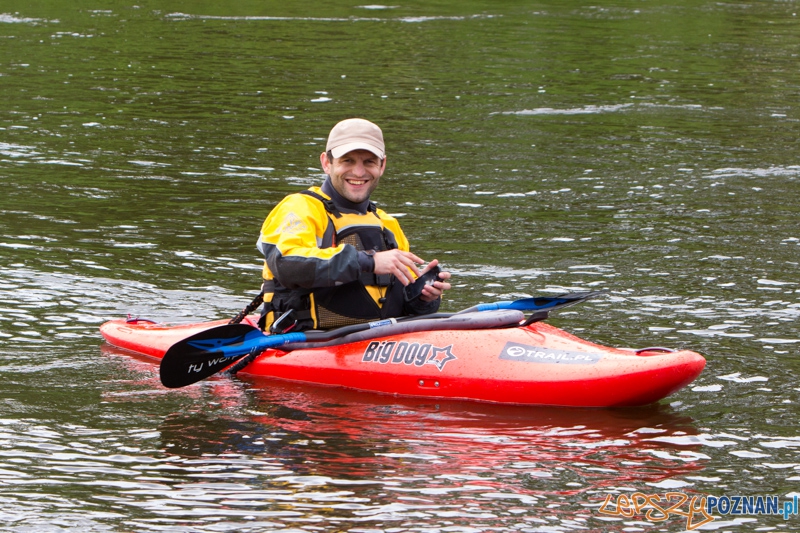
<box><xmin>99</xmin><ymin>317</ymin><xmax>705</xmax><ymax>407</ymax></box>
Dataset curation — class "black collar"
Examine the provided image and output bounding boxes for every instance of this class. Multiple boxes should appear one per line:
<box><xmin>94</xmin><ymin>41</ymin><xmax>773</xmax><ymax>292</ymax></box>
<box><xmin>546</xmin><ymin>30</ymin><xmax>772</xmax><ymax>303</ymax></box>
<box><xmin>321</xmin><ymin>176</ymin><xmax>372</xmax><ymax>215</ymax></box>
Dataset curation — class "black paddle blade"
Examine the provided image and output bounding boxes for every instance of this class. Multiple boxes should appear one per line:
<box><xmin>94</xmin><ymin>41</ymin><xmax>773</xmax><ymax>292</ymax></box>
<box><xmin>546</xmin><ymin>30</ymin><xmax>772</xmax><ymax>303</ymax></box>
<box><xmin>529</xmin><ymin>290</ymin><xmax>605</xmax><ymax>310</ymax></box>
<box><xmin>159</xmin><ymin>324</ymin><xmax>264</xmax><ymax>388</ymax></box>
<box><xmin>513</xmin><ymin>291</ymin><xmax>605</xmax><ymax>326</ymax></box>
<box><xmin>486</xmin><ymin>290</ymin><xmax>604</xmax><ymax>312</ymax></box>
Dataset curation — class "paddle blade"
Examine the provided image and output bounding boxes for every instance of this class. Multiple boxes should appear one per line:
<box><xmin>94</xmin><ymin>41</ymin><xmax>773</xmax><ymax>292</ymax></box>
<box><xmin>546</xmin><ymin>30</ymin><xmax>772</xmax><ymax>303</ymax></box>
<box><xmin>475</xmin><ymin>291</ymin><xmax>603</xmax><ymax>313</ymax></box>
<box><xmin>159</xmin><ymin>324</ymin><xmax>268</xmax><ymax>388</ymax></box>
<box><xmin>508</xmin><ymin>291</ymin><xmax>604</xmax><ymax>311</ymax></box>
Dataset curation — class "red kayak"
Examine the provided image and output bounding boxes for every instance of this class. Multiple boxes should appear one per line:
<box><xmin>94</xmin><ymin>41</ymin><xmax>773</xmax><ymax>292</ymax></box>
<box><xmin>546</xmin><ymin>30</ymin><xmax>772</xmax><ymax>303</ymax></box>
<box><xmin>99</xmin><ymin>309</ymin><xmax>704</xmax><ymax>407</ymax></box>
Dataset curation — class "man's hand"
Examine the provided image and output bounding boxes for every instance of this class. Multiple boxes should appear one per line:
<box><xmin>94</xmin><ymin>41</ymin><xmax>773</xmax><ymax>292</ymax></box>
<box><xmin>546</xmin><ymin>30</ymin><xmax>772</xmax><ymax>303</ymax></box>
<box><xmin>372</xmin><ymin>252</ymin><xmax>452</xmax><ymax>301</ymax></box>
<box><xmin>418</xmin><ymin>259</ymin><xmax>451</xmax><ymax>302</ymax></box>
<box><xmin>372</xmin><ymin>249</ymin><xmax>423</xmax><ymax>285</ymax></box>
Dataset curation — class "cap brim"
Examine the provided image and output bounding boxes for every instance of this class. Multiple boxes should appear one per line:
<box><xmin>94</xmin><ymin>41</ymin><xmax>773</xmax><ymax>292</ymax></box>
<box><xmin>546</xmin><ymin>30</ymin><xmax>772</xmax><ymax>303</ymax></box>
<box><xmin>330</xmin><ymin>141</ymin><xmax>385</xmax><ymax>160</ymax></box>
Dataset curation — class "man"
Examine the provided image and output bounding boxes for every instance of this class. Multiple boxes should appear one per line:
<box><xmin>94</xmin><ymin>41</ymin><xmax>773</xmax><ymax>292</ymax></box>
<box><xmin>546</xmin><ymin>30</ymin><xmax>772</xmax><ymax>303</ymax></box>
<box><xmin>256</xmin><ymin>118</ymin><xmax>451</xmax><ymax>332</ymax></box>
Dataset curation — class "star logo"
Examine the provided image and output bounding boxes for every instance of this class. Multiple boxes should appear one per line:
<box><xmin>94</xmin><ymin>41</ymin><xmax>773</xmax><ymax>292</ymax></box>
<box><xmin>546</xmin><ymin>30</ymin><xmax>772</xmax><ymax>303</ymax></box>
<box><xmin>426</xmin><ymin>345</ymin><xmax>457</xmax><ymax>371</ymax></box>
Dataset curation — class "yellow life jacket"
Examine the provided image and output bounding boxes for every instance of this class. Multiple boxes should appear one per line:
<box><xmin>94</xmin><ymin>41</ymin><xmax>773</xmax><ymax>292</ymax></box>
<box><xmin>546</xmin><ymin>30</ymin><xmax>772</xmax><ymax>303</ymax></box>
<box><xmin>261</xmin><ymin>189</ymin><xmax>407</xmax><ymax>331</ymax></box>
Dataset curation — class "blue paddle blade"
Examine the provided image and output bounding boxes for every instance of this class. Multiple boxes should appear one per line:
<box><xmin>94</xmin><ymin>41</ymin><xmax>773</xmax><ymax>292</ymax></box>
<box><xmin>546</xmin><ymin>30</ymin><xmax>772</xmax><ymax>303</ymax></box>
<box><xmin>185</xmin><ymin>328</ymin><xmax>306</xmax><ymax>358</ymax></box>
<box><xmin>503</xmin><ymin>296</ymin><xmax>576</xmax><ymax>311</ymax></box>
<box><xmin>160</xmin><ymin>324</ymin><xmax>306</xmax><ymax>388</ymax></box>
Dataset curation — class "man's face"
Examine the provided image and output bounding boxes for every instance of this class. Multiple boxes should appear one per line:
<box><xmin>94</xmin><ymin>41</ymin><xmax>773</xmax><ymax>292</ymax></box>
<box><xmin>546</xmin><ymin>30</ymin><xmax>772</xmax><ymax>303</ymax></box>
<box><xmin>321</xmin><ymin>149</ymin><xmax>386</xmax><ymax>204</ymax></box>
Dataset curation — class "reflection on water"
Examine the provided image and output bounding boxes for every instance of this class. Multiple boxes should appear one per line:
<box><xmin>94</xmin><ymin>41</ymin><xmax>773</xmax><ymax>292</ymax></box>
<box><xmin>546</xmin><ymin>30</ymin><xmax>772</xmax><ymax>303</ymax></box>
<box><xmin>2</xmin><ymin>0</ymin><xmax>800</xmax><ymax>530</ymax></box>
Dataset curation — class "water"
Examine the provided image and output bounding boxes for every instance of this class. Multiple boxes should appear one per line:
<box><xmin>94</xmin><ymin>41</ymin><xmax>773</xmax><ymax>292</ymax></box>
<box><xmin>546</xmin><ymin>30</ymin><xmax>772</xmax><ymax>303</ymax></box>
<box><xmin>1</xmin><ymin>1</ymin><xmax>800</xmax><ymax>531</ymax></box>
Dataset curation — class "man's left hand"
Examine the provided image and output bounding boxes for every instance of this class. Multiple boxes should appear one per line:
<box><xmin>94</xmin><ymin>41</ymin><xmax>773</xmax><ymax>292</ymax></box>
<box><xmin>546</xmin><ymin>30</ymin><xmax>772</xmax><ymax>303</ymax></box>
<box><xmin>419</xmin><ymin>259</ymin><xmax>452</xmax><ymax>302</ymax></box>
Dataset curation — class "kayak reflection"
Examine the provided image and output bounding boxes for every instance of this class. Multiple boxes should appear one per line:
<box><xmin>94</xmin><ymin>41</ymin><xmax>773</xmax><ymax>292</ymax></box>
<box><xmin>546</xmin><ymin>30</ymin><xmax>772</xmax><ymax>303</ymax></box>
<box><xmin>239</xmin><ymin>378</ymin><xmax>704</xmax><ymax>488</ymax></box>
<box><xmin>147</xmin><ymin>371</ymin><xmax>706</xmax><ymax>494</ymax></box>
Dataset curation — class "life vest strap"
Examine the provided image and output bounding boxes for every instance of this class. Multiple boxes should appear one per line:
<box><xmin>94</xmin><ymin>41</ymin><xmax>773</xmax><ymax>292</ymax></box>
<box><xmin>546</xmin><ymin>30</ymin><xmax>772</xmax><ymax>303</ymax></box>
<box><xmin>299</xmin><ymin>189</ymin><xmax>343</xmax><ymax>219</ymax></box>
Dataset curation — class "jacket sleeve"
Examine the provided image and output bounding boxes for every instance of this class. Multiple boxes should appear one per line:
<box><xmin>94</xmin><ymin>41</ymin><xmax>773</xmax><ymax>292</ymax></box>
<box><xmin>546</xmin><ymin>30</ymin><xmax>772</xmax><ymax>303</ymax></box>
<box><xmin>258</xmin><ymin>194</ymin><xmax>361</xmax><ymax>290</ymax></box>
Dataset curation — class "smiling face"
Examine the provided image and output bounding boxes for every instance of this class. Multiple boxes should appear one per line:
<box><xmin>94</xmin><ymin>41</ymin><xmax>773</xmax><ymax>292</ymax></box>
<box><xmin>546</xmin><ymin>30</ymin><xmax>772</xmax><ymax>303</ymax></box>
<box><xmin>320</xmin><ymin>149</ymin><xmax>386</xmax><ymax>204</ymax></box>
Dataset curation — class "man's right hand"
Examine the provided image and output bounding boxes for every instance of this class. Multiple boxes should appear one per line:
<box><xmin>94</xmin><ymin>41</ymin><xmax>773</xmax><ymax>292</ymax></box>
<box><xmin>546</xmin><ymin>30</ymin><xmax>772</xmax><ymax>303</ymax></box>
<box><xmin>372</xmin><ymin>249</ymin><xmax>423</xmax><ymax>285</ymax></box>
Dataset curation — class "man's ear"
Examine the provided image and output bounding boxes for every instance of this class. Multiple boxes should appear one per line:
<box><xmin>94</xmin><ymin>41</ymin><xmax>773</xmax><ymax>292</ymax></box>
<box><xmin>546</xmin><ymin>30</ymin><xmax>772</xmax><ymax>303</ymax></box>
<box><xmin>320</xmin><ymin>152</ymin><xmax>332</xmax><ymax>173</ymax></box>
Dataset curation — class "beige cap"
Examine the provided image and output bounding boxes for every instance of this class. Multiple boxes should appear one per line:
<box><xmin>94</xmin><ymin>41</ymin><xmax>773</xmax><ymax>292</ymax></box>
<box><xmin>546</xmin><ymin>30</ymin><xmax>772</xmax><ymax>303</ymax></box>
<box><xmin>326</xmin><ymin>118</ymin><xmax>385</xmax><ymax>159</ymax></box>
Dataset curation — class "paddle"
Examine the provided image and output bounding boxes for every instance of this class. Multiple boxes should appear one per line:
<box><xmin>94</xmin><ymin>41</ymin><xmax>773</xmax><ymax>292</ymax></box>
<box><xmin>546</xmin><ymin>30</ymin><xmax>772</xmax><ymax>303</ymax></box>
<box><xmin>159</xmin><ymin>291</ymin><xmax>602</xmax><ymax>389</ymax></box>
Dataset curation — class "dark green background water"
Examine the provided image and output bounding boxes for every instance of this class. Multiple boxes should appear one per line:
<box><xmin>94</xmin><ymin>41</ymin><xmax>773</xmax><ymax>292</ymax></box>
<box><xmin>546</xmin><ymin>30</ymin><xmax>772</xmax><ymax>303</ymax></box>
<box><xmin>1</xmin><ymin>2</ymin><xmax>799</xmax><ymax>531</ymax></box>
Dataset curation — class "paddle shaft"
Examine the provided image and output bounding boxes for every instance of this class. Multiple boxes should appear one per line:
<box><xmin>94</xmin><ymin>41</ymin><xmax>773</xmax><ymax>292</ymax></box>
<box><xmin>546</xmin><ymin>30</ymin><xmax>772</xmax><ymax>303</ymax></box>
<box><xmin>159</xmin><ymin>291</ymin><xmax>602</xmax><ymax>388</ymax></box>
